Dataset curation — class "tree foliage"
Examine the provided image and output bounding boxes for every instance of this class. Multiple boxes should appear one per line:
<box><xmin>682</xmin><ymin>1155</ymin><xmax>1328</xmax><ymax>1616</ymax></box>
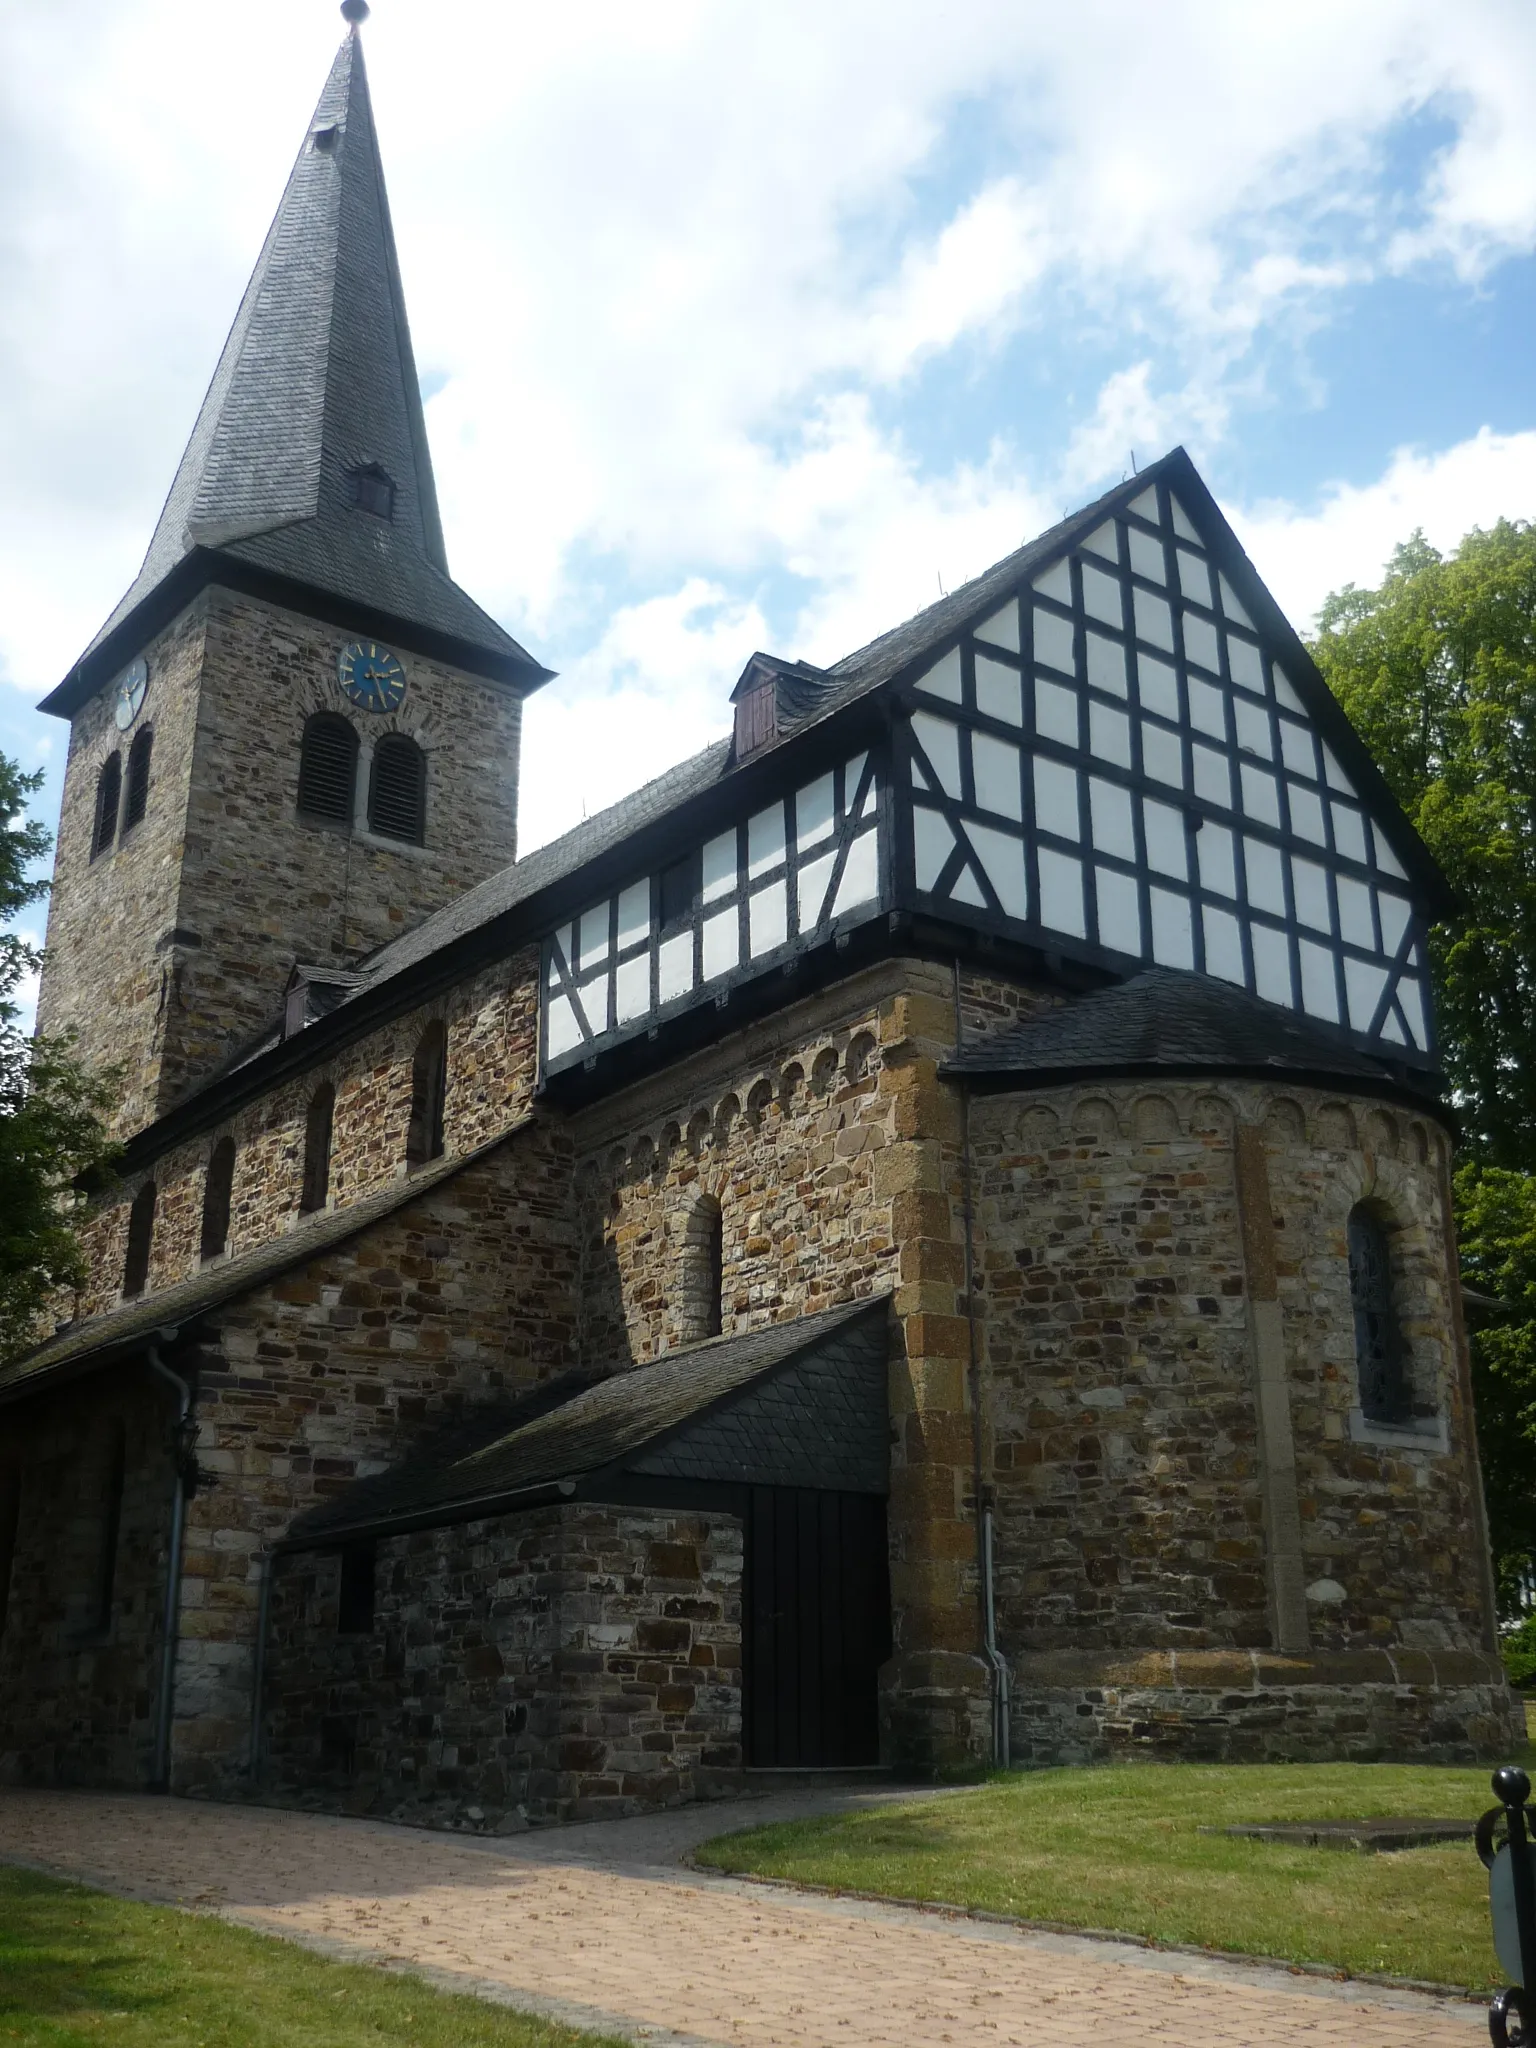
<box><xmin>1314</xmin><ymin>521</ymin><xmax>1536</xmax><ymax>1165</ymax></box>
<box><xmin>1313</xmin><ymin>521</ymin><xmax>1536</xmax><ymax>1599</ymax></box>
<box><xmin>0</xmin><ymin>754</ymin><xmax>116</xmax><ymax>1361</ymax></box>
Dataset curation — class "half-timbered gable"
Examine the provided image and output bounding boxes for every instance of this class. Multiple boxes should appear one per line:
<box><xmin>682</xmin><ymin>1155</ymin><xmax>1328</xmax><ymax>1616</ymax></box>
<box><xmin>892</xmin><ymin>455</ymin><xmax>1439</xmax><ymax>1065</ymax></box>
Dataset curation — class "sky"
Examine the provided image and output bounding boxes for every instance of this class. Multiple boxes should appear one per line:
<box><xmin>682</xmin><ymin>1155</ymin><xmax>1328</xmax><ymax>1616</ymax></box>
<box><xmin>3</xmin><ymin>0</ymin><xmax>1536</xmax><ymax>1028</ymax></box>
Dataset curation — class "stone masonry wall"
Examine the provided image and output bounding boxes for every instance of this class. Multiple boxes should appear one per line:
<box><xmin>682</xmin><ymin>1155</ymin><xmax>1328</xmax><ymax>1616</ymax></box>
<box><xmin>166</xmin><ymin>1122</ymin><xmax>579</xmax><ymax>1792</ymax></box>
<box><xmin>162</xmin><ymin>590</ymin><xmax>524</xmax><ymax>1106</ymax></box>
<box><xmin>69</xmin><ymin>952</ymin><xmax>540</xmax><ymax>1321</ymax></box>
<box><xmin>36</xmin><ymin>598</ymin><xmax>210</xmax><ymax>1138</ymax></box>
<box><xmin>36</xmin><ymin>583</ymin><xmax>526</xmax><ymax>1132</ymax></box>
<box><xmin>972</xmin><ymin>1076</ymin><xmax>1520</xmax><ymax>1762</ymax></box>
<box><xmin>261</xmin><ymin>1503</ymin><xmax>742</xmax><ymax>1827</ymax></box>
<box><xmin>571</xmin><ymin>958</ymin><xmax>1058</xmax><ymax>1772</ymax></box>
<box><xmin>0</xmin><ymin>1377</ymin><xmax>177</xmax><ymax>1788</ymax></box>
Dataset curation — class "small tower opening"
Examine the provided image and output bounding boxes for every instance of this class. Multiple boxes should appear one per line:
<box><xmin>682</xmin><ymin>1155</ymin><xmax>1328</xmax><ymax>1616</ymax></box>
<box><xmin>347</xmin><ymin>463</ymin><xmax>395</xmax><ymax>521</ymax></box>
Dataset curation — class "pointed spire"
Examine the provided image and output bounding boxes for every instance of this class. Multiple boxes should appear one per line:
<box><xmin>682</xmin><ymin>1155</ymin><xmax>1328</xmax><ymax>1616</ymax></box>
<box><xmin>49</xmin><ymin>20</ymin><xmax>545</xmax><ymax>710</ymax></box>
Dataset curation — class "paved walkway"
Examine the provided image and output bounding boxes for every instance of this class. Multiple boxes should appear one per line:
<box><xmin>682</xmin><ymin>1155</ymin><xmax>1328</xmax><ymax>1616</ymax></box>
<box><xmin>0</xmin><ymin>1788</ymin><xmax>1487</xmax><ymax>2047</ymax></box>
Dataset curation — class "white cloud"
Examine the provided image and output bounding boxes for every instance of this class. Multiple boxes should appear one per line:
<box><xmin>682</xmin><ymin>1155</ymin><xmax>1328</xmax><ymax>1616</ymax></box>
<box><xmin>4</xmin><ymin>0</ymin><xmax>1536</xmax><ymax>914</ymax></box>
<box><xmin>1233</xmin><ymin>426</ymin><xmax>1536</xmax><ymax>628</ymax></box>
<box><xmin>517</xmin><ymin>581</ymin><xmax>753</xmax><ymax>856</ymax></box>
<box><xmin>3</xmin><ymin>0</ymin><xmax>1534</xmax><ymax>714</ymax></box>
<box><xmin>1060</xmin><ymin>364</ymin><xmax>1230</xmax><ymax>496</ymax></box>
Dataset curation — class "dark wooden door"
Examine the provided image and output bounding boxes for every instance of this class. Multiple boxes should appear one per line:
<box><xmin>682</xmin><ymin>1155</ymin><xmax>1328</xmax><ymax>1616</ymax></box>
<box><xmin>744</xmin><ymin>1487</ymin><xmax>891</xmax><ymax>1768</ymax></box>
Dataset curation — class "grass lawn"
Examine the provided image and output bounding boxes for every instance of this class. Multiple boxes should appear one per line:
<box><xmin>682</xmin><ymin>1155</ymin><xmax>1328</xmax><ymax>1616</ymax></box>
<box><xmin>0</xmin><ymin>1865</ymin><xmax>624</xmax><ymax>2048</ymax></box>
<box><xmin>695</xmin><ymin>1757</ymin><xmax>1530</xmax><ymax>1992</ymax></box>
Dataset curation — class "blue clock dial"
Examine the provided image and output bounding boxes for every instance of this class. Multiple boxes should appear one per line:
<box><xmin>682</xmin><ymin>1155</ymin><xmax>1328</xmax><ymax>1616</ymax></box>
<box><xmin>114</xmin><ymin>657</ymin><xmax>149</xmax><ymax>731</ymax></box>
<box><xmin>338</xmin><ymin>639</ymin><xmax>407</xmax><ymax>713</ymax></box>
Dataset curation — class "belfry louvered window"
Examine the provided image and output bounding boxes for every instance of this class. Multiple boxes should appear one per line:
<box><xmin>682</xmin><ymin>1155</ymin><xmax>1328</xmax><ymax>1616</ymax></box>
<box><xmin>123</xmin><ymin>728</ymin><xmax>153</xmax><ymax>831</ymax></box>
<box><xmin>92</xmin><ymin>755</ymin><xmax>122</xmax><ymax>859</ymax></box>
<box><xmin>369</xmin><ymin>734</ymin><xmax>426</xmax><ymax>844</ymax></box>
<box><xmin>1347</xmin><ymin>1207</ymin><xmax>1411</xmax><ymax>1424</ymax></box>
<box><xmin>297</xmin><ymin>713</ymin><xmax>359</xmax><ymax>825</ymax></box>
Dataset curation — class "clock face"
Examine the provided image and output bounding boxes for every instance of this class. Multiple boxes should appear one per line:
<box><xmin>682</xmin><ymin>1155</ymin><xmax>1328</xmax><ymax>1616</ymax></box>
<box><xmin>113</xmin><ymin>658</ymin><xmax>149</xmax><ymax>731</ymax></box>
<box><xmin>338</xmin><ymin>639</ymin><xmax>407</xmax><ymax>714</ymax></box>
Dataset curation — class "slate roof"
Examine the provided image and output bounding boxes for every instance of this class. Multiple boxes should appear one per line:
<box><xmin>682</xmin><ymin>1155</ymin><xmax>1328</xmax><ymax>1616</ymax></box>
<box><xmin>943</xmin><ymin>966</ymin><xmax>1413</xmax><ymax>1091</ymax></box>
<box><xmin>331</xmin><ymin>471</ymin><xmax>1157</xmax><ymax>1002</ymax></box>
<box><xmin>352</xmin><ymin>740</ymin><xmax>734</xmax><ymax>996</ymax></box>
<box><xmin>286</xmin><ymin>1295</ymin><xmax>888</xmax><ymax>1544</ymax></box>
<box><xmin>0</xmin><ymin>1131</ymin><xmax>514</xmax><ymax>1404</ymax></box>
<box><xmin>102</xmin><ymin>446</ymin><xmax>1452</xmax><ymax>1163</ymax></box>
<box><xmin>44</xmin><ymin>26</ymin><xmax>544</xmax><ymax>715</ymax></box>
<box><xmin>630</xmin><ymin>1311</ymin><xmax>888</xmax><ymax>1494</ymax></box>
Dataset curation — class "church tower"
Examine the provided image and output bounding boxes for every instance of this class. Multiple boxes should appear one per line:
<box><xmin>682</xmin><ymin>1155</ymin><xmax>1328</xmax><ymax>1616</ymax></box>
<box><xmin>34</xmin><ymin>9</ymin><xmax>549</xmax><ymax>1136</ymax></box>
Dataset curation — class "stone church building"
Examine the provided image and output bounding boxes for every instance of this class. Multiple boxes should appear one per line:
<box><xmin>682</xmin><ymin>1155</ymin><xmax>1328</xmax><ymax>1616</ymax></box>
<box><xmin>0</xmin><ymin>15</ymin><xmax>1519</xmax><ymax>1824</ymax></box>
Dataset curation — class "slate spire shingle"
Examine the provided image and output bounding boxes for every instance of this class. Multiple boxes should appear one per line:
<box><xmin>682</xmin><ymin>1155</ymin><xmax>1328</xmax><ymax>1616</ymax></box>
<box><xmin>46</xmin><ymin>23</ymin><xmax>545</xmax><ymax>711</ymax></box>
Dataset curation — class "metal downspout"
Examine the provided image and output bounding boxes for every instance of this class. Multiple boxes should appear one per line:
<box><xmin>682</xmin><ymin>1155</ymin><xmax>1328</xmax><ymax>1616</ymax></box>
<box><xmin>952</xmin><ymin>962</ymin><xmax>1010</xmax><ymax>1769</ymax></box>
<box><xmin>147</xmin><ymin>1338</ymin><xmax>190</xmax><ymax>1792</ymax></box>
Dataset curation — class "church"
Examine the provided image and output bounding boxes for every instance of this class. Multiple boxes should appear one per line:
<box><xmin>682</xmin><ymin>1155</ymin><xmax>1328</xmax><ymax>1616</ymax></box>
<box><xmin>0</xmin><ymin>10</ymin><xmax>1519</xmax><ymax>1826</ymax></box>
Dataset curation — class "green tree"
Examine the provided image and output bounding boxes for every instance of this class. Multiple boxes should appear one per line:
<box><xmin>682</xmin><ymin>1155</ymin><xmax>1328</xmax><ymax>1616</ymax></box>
<box><xmin>1312</xmin><ymin>521</ymin><xmax>1536</xmax><ymax>1600</ymax></box>
<box><xmin>0</xmin><ymin>753</ymin><xmax>116</xmax><ymax>1361</ymax></box>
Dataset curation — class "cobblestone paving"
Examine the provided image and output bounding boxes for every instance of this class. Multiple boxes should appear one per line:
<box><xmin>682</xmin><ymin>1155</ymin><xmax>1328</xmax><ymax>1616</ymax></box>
<box><xmin>0</xmin><ymin>1790</ymin><xmax>1486</xmax><ymax>2047</ymax></box>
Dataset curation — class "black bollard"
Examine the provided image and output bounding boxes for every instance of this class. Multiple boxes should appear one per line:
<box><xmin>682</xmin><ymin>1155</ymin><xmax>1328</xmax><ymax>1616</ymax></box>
<box><xmin>1477</xmin><ymin>1767</ymin><xmax>1536</xmax><ymax>2047</ymax></box>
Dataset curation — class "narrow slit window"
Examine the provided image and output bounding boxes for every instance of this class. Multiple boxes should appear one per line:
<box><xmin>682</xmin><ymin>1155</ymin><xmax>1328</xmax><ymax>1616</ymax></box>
<box><xmin>122</xmin><ymin>1182</ymin><xmax>156</xmax><ymax>1298</ymax></box>
<box><xmin>123</xmin><ymin>728</ymin><xmax>153</xmax><ymax>831</ymax></box>
<box><xmin>297</xmin><ymin>713</ymin><xmax>359</xmax><ymax>825</ymax></box>
<box><xmin>91</xmin><ymin>755</ymin><xmax>122</xmax><ymax>859</ymax></box>
<box><xmin>301</xmin><ymin>1083</ymin><xmax>335</xmax><ymax>1213</ymax></box>
<box><xmin>406</xmin><ymin>1022</ymin><xmax>447</xmax><ymax>1166</ymax></box>
<box><xmin>0</xmin><ymin>1468</ymin><xmax>20</xmax><ymax>1643</ymax></box>
<box><xmin>92</xmin><ymin>1423</ymin><xmax>126</xmax><ymax>1636</ymax></box>
<box><xmin>678</xmin><ymin>1192</ymin><xmax>723</xmax><ymax>1342</ymax></box>
<box><xmin>200</xmin><ymin>1136</ymin><xmax>235</xmax><ymax>1261</ymax></box>
<box><xmin>1348</xmin><ymin>1207</ymin><xmax>1411</xmax><ymax>1424</ymax></box>
<box><xmin>368</xmin><ymin>734</ymin><xmax>426</xmax><ymax>844</ymax></box>
<box><xmin>338</xmin><ymin>1542</ymin><xmax>376</xmax><ymax>1634</ymax></box>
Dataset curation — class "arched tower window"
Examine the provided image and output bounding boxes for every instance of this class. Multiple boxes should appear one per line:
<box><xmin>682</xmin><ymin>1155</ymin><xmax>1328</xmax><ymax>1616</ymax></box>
<box><xmin>678</xmin><ymin>1192</ymin><xmax>724</xmax><ymax>1343</ymax></box>
<box><xmin>1347</xmin><ymin>1206</ymin><xmax>1411</xmax><ymax>1424</ymax></box>
<box><xmin>123</xmin><ymin>1182</ymin><xmax>156</xmax><ymax>1298</ymax></box>
<box><xmin>369</xmin><ymin>734</ymin><xmax>426</xmax><ymax>844</ymax></box>
<box><xmin>406</xmin><ymin>1022</ymin><xmax>447</xmax><ymax>1167</ymax></box>
<box><xmin>301</xmin><ymin>1083</ymin><xmax>335</xmax><ymax>1213</ymax></box>
<box><xmin>123</xmin><ymin>727</ymin><xmax>153</xmax><ymax>831</ymax></box>
<box><xmin>200</xmin><ymin>1136</ymin><xmax>236</xmax><ymax>1262</ymax></box>
<box><xmin>91</xmin><ymin>755</ymin><xmax>122</xmax><ymax>860</ymax></box>
<box><xmin>297</xmin><ymin>713</ymin><xmax>359</xmax><ymax>826</ymax></box>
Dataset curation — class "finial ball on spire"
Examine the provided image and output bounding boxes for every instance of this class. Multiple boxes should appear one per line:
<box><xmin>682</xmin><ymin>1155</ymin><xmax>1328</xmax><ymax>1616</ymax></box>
<box><xmin>341</xmin><ymin>0</ymin><xmax>370</xmax><ymax>24</ymax></box>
